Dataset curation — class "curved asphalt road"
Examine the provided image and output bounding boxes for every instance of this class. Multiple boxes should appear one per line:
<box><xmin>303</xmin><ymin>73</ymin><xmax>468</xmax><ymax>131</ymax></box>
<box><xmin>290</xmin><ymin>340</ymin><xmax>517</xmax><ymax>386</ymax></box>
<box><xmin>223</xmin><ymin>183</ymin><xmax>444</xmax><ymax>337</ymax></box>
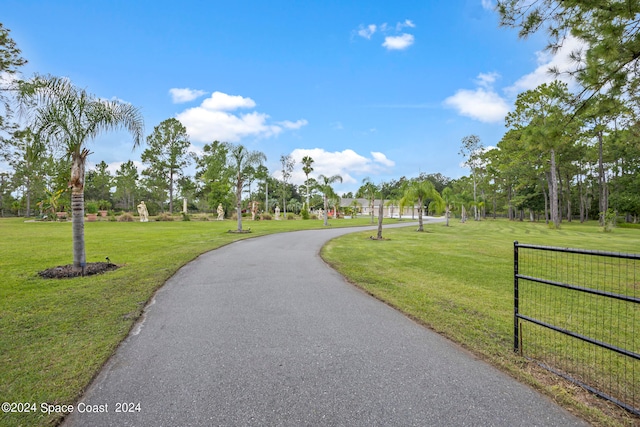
<box><xmin>63</xmin><ymin>220</ymin><xmax>586</xmax><ymax>427</ymax></box>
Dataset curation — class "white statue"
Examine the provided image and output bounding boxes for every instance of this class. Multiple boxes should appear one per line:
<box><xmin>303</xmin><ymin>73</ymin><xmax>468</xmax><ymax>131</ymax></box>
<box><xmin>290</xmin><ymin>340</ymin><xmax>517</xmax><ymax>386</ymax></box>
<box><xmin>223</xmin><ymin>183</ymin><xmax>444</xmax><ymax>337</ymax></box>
<box><xmin>275</xmin><ymin>205</ymin><xmax>280</xmax><ymax>220</ymax></box>
<box><xmin>217</xmin><ymin>204</ymin><xmax>224</xmax><ymax>221</ymax></box>
<box><xmin>318</xmin><ymin>208</ymin><xmax>324</xmax><ymax>220</ymax></box>
<box><xmin>137</xmin><ymin>201</ymin><xmax>149</xmax><ymax>222</ymax></box>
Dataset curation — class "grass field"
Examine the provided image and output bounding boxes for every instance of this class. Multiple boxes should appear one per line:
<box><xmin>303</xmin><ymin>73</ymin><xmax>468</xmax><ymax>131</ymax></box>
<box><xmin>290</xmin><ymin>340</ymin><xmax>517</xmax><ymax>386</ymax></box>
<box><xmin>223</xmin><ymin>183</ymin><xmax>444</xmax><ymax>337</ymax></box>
<box><xmin>0</xmin><ymin>215</ymin><xmax>376</xmax><ymax>426</ymax></box>
<box><xmin>2</xmin><ymin>216</ymin><xmax>639</xmax><ymax>426</ymax></box>
<box><xmin>321</xmin><ymin>218</ymin><xmax>640</xmax><ymax>426</ymax></box>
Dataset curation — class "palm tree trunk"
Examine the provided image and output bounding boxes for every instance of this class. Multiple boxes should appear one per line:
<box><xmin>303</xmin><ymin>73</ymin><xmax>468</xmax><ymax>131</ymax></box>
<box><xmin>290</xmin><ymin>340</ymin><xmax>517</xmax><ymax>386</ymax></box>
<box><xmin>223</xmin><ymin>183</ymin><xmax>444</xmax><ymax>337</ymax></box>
<box><xmin>71</xmin><ymin>190</ymin><xmax>86</xmax><ymax>274</ymax></box>
<box><xmin>70</xmin><ymin>149</ymin><xmax>89</xmax><ymax>275</ymax></box>
<box><xmin>236</xmin><ymin>173</ymin><xmax>243</xmax><ymax>231</ymax></box>
<box><xmin>417</xmin><ymin>197</ymin><xmax>424</xmax><ymax>231</ymax></box>
<box><xmin>323</xmin><ymin>195</ymin><xmax>329</xmax><ymax>226</ymax></box>
<box><xmin>376</xmin><ymin>201</ymin><xmax>384</xmax><ymax>239</ymax></box>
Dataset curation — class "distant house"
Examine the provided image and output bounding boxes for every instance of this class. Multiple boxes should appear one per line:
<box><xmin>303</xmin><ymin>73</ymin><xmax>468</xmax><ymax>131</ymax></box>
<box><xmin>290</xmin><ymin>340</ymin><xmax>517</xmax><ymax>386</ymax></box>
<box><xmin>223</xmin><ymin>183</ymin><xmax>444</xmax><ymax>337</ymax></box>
<box><xmin>339</xmin><ymin>198</ymin><xmax>419</xmax><ymax>218</ymax></box>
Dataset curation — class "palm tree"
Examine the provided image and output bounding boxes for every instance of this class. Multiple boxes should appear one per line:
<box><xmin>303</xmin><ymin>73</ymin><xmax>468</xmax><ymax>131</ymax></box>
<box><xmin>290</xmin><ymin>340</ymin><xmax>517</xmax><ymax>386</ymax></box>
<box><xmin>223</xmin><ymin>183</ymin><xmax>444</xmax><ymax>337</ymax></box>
<box><xmin>349</xmin><ymin>199</ymin><xmax>361</xmax><ymax>218</ymax></box>
<box><xmin>404</xmin><ymin>179</ymin><xmax>444</xmax><ymax>232</ymax></box>
<box><xmin>441</xmin><ymin>187</ymin><xmax>454</xmax><ymax>227</ymax></box>
<box><xmin>360</xmin><ymin>177</ymin><xmax>377</xmax><ymax>224</ymax></box>
<box><xmin>19</xmin><ymin>75</ymin><xmax>143</xmax><ymax>274</ymax></box>
<box><xmin>385</xmin><ymin>197</ymin><xmax>399</xmax><ymax>219</ymax></box>
<box><xmin>317</xmin><ymin>174</ymin><xmax>342</xmax><ymax>226</ymax></box>
<box><xmin>227</xmin><ymin>143</ymin><xmax>266</xmax><ymax>232</ymax></box>
<box><xmin>301</xmin><ymin>155</ymin><xmax>314</xmax><ymax>209</ymax></box>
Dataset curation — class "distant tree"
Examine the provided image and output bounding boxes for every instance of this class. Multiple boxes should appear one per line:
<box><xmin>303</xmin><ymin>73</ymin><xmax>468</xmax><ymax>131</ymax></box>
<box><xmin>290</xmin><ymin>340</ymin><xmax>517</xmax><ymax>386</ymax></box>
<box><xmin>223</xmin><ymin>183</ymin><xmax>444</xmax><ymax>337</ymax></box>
<box><xmin>279</xmin><ymin>154</ymin><xmax>295</xmax><ymax>216</ymax></box>
<box><xmin>317</xmin><ymin>174</ymin><xmax>342</xmax><ymax>226</ymax></box>
<box><xmin>459</xmin><ymin>135</ymin><xmax>484</xmax><ymax>221</ymax></box>
<box><xmin>4</xmin><ymin>128</ymin><xmax>46</xmax><ymax>217</ymax></box>
<box><xmin>228</xmin><ymin>143</ymin><xmax>266</xmax><ymax>232</ymax></box>
<box><xmin>357</xmin><ymin>177</ymin><xmax>377</xmax><ymax>224</ymax></box>
<box><xmin>441</xmin><ymin>187</ymin><xmax>455</xmax><ymax>227</ymax></box>
<box><xmin>196</xmin><ymin>140</ymin><xmax>232</xmax><ymax>211</ymax></box>
<box><xmin>0</xmin><ymin>23</ymin><xmax>27</xmax><ymax>141</ymax></box>
<box><xmin>253</xmin><ymin>164</ymin><xmax>271</xmax><ymax>214</ymax></box>
<box><xmin>301</xmin><ymin>155</ymin><xmax>314</xmax><ymax>209</ymax></box>
<box><xmin>416</xmin><ymin>172</ymin><xmax>451</xmax><ymax>194</ymax></box>
<box><xmin>577</xmin><ymin>95</ymin><xmax>629</xmax><ymax>225</ymax></box>
<box><xmin>142</xmin><ymin>118</ymin><xmax>192</xmax><ymax>213</ymax></box>
<box><xmin>84</xmin><ymin>160</ymin><xmax>112</xmax><ymax>203</ymax></box>
<box><xmin>18</xmin><ymin>75</ymin><xmax>143</xmax><ymax>274</ymax></box>
<box><xmin>113</xmin><ymin>160</ymin><xmax>139</xmax><ymax>211</ymax></box>
<box><xmin>177</xmin><ymin>175</ymin><xmax>197</xmax><ymax>212</ymax></box>
<box><xmin>505</xmin><ymin>81</ymin><xmax>575</xmax><ymax>229</ymax></box>
<box><xmin>349</xmin><ymin>199</ymin><xmax>361</xmax><ymax>218</ymax></box>
<box><xmin>0</xmin><ymin>171</ymin><xmax>14</xmax><ymax>216</ymax></box>
<box><xmin>375</xmin><ymin>183</ymin><xmax>386</xmax><ymax>240</ymax></box>
<box><xmin>404</xmin><ymin>179</ymin><xmax>444</xmax><ymax>232</ymax></box>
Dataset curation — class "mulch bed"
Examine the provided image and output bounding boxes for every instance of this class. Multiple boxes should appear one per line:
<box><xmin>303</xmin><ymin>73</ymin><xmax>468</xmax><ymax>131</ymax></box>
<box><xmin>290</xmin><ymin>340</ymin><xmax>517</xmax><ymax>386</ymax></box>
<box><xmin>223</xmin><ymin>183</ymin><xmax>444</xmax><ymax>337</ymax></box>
<box><xmin>38</xmin><ymin>262</ymin><xmax>121</xmax><ymax>279</ymax></box>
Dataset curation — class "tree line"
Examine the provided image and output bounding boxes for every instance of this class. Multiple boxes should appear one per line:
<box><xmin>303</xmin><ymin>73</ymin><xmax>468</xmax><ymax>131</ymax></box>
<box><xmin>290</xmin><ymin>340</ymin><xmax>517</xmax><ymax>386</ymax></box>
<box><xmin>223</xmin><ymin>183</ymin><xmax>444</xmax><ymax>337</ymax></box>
<box><xmin>4</xmin><ymin>0</ymin><xmax>640</xmax><ymax>271</ymax></box>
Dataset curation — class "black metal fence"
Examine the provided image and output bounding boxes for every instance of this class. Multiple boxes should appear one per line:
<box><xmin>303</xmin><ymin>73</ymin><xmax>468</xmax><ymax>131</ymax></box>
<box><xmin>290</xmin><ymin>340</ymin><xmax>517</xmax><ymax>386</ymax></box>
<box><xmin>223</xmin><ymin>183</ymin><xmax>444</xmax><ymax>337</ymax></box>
<box><xmin>514</xmin><ymin>241</ymin><xmax>640</xmax><ymax>415</ymax></box>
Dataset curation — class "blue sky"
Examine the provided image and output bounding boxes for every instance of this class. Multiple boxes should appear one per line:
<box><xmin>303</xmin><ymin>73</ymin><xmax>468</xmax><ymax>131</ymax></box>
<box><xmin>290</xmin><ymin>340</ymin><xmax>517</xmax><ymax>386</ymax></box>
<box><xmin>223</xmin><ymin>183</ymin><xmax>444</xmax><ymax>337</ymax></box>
<box><xmin>2</xmin><ymin>0</ymin><xmax>575</xmax><ymax>195</ymax></box>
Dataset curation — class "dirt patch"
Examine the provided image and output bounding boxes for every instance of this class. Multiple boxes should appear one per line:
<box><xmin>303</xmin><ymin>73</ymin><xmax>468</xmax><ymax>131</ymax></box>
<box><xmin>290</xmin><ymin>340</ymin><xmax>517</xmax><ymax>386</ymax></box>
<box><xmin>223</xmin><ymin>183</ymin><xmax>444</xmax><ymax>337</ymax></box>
<box><xmin>38</xmin><ymin>262</ymin><xmax>121</xmax><ymax>279</ymax></box>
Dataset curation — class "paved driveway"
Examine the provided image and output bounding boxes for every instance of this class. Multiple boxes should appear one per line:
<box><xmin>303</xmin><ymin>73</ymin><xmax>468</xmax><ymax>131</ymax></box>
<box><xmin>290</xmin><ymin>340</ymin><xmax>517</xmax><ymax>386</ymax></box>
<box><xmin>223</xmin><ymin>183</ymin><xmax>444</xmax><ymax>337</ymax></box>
<box><xmin>63</xmin><ymin>221</ymin><xmax>586</xmax><ymax>426</ymax></box>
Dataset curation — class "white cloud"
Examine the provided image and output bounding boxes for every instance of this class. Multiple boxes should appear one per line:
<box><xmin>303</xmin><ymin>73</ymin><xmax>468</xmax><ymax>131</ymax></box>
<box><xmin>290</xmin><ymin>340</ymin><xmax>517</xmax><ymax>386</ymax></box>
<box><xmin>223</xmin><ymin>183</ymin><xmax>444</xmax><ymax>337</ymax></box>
<box><xmin>201</xmin><ymin>91</ymin><xmax>256</xmax><ymax>111</ymax></box>
<box><xmin>289</xmin><ymin>148</ymin><xmax>395</xmax><ymax>186</ymax></box>
<box><xmin>444</xmin><ymin>71</ymin><xmax>510</xmax><ymax>123</ymax></box>
<box><xmin>396</xmin><ymin>19</ymin><xmax>415</xmax><ymax>30</ymax></box>
<box><xmin>481</xmin><ymin>0</ymin><xmax>494</xmax><ymax>11</ymax></box>
<box><xmin>169</xmin><ymin>88</ymin><xmax>207</xmax><ymax>103</ymax></box>
<box><xmin>444</xmin><ymin>36</ymin><xmax>586</xmax><ymax>124</ymax></box>
<box><xmin>476</xmin><ymin>72</ymin><xmax>500</xmax><ymax>88</ymax></box>
<box><xmin>278</xmin><ymin>119</ymin><xmax>308</xmax><ymax>130</ymax></box>
<box><xmin>175</xmin><ymin>91</ymin><xmax>306</xmax><ymax>143</ymax></box>
<box><xmin>506</xmin><ymin>35</ymin><xmax>586</xmax><ymax>95</ymax></box>
<box><xmin>357</xmin><ymin>24</ymin><xmax>377</xmax><ymax>39</ymax></box>
<box><xmin>371</xmin><ymin>152</ymin><xmax>395</xmax><ymax>167</ymax></box>
<box><xmin>382</xmin><ymin>34</ymin><xmax>414</xmax><ymax>50</ymax></box>
<box><xmin>444</xmin><ymin>87</ymin><xmax>510</xmax><ymax>123</ymax></box>
<box><xmin>355</xmin><ymin>20</ymin><xmax>416</xmax><ymax>51</ymax></box>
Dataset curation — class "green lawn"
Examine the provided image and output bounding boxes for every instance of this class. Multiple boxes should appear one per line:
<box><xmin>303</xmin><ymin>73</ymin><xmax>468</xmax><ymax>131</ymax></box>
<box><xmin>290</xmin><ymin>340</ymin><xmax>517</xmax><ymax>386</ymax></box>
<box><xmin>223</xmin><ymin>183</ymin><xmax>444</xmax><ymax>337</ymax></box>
<box><xmin>321</xmin><ymin>219</ymin><xmax>640</xmax><ymax>426</ymax></box>
<box><xmin>0</xmin><ymin>215</ymin><xmax>376</xmax><ymax>426</ymax></box>
<box><xmin>2</xmin><ymin>216</ymin><xmax>638</xmax><ymax>426</ymax></box>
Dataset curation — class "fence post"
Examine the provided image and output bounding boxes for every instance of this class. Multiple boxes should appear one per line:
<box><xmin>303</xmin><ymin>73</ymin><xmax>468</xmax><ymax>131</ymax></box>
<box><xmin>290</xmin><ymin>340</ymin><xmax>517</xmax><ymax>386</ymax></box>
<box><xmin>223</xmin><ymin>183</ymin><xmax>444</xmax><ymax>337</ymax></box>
<box><xmin>514</xmin><ymin>240</ymin><xmax>519</xmax><ymax>353</ymax></box>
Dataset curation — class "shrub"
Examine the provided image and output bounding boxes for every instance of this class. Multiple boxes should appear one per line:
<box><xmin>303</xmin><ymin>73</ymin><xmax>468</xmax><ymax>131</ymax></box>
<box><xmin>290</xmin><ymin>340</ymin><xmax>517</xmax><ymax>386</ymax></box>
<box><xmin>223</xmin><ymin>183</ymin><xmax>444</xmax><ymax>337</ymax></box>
<box><xmin>117</xmin><ymin>212</ymin><xmax>135</xmax><ymax>222</ymax></box>
<box><xmin>310</xmin><ymin>214</ymin><xmax>318</xmax><ymax>220</ymax></box>
<box><xmin>181</xmin><ymin>212</ymin><xmax>191</xmax><ymax>221</ymax></box>
<box><xmin>260</xmin><ymin>213</ymin><xmax>272</xmax><ymax>220</ymax></box>
<box><xmin>85</xmin><ymin>201</ymin><xmax>99</xmax><ymax>214</ymax></box>
<box><xmin>603</xmin><ymin>209</ymin><xmax>616</xmax><ymax>232</ymax></box>
<box><xmin>301</xmin><ymin>207</ymin><xmax>310</xmax><ymax>220</ymax></box>
<box><xmin>156</xmin><ymin>213</ymin><xmax>174</xmax><ymax>221</ymax></box>
<box><xmin>287</xmin><ymin>212</ymin><xmax>295</xmax><ymax>220</ymax></box>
